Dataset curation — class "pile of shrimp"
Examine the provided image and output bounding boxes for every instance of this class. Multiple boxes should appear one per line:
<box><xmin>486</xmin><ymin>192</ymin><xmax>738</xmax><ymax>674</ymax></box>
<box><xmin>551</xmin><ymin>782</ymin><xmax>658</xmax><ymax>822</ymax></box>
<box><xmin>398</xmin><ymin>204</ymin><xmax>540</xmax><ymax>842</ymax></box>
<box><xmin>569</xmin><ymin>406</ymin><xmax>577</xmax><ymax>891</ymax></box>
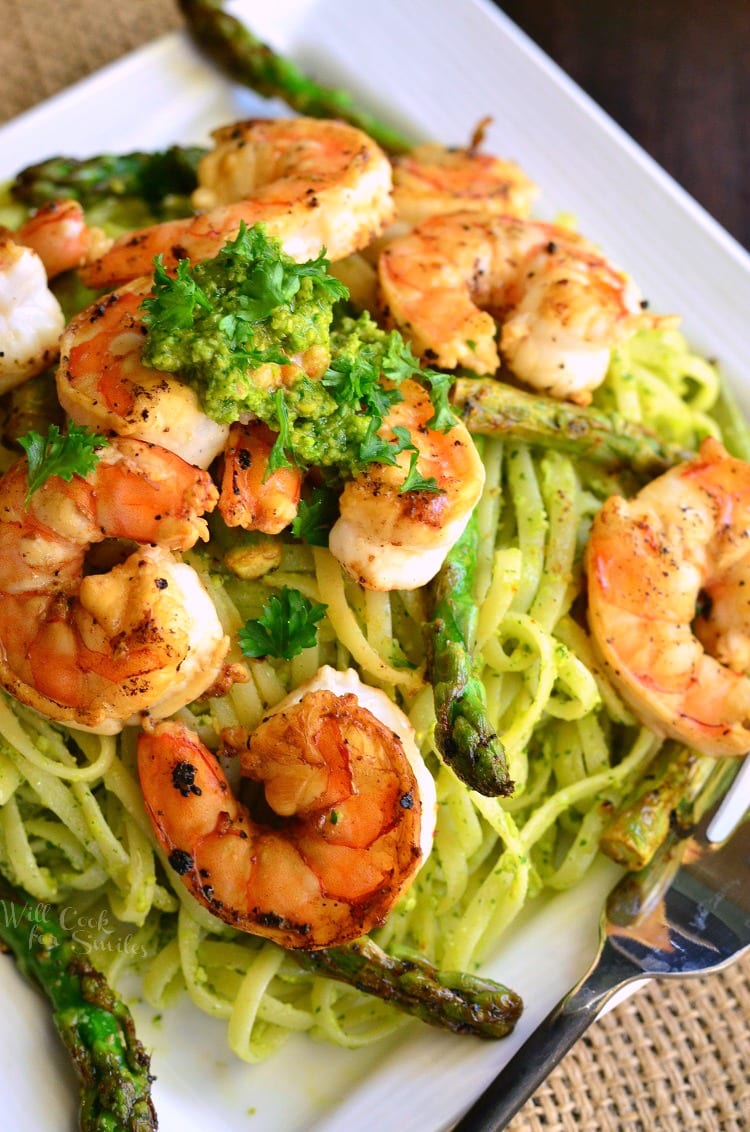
<box><xmin>0</xmin><ymin>111</ymin><xmax>747</xmax><ymax>961</ymax></box>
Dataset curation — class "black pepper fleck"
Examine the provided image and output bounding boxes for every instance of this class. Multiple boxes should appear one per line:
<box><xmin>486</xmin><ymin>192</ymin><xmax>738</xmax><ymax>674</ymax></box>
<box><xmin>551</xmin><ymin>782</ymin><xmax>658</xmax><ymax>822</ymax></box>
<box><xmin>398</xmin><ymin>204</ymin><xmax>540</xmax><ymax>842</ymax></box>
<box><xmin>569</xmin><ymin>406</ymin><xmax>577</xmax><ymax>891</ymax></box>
<box><xmin>168</xmin><ymin>849</ymin><xmax>194</xmax><ymax>875</ymax></box>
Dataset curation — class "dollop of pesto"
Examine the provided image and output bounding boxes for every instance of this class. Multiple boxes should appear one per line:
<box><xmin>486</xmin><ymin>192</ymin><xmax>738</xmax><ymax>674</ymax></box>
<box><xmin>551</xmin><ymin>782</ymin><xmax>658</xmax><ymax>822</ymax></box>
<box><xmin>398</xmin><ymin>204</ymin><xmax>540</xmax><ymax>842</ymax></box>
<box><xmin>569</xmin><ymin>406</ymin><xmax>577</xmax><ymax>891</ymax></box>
<box><xmin>140</xmin><ymin>226</ymin><xmax>453</xmax><ymax>477</ymax></box>
<box><xmin>140</xmin><ymin>222</ymin><xmax>346</xmax><ymax>423</ymax></box>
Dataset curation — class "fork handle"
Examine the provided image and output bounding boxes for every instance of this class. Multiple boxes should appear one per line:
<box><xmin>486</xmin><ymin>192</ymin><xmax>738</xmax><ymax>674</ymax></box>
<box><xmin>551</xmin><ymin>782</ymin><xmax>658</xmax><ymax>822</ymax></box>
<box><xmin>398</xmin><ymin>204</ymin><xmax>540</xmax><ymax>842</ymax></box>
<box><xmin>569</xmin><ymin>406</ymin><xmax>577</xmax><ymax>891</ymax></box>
<box><xmin>452</xmin><ymin>949</ymin><xmax>638</xmax><ymax>1131</ymax></box>
<box><xmin>451</xmin><ymin>997</ymin><xmax>600</xmax><ymax>1130</ymax></box>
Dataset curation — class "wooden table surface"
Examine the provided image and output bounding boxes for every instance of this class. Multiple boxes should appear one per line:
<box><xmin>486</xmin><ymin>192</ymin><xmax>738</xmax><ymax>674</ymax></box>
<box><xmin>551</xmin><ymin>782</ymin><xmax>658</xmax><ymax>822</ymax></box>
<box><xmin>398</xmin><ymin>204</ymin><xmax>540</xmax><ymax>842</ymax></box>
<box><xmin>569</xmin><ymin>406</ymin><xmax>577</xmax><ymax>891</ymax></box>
<box><xmin>497</xmin><ymin>1</ymin><xmax>749</xmax><ymax>251</ymax></box>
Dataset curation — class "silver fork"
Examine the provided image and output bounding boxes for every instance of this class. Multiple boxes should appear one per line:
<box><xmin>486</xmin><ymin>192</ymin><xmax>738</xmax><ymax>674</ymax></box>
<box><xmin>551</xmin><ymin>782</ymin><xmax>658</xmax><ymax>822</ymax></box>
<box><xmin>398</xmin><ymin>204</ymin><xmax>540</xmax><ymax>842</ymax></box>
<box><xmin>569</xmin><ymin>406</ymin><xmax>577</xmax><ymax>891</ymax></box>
<box><xmin>452</xmin><ymin>760</ymin><xmax>750</xmax><ymax>1131</ymax></box>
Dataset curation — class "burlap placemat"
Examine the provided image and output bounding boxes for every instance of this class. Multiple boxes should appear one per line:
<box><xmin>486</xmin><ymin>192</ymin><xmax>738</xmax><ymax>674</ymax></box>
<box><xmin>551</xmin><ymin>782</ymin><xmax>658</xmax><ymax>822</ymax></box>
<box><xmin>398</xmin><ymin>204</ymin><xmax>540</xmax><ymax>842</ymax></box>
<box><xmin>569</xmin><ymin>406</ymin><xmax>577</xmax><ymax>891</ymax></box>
<box><xmin>0</xmin><ymin>1</ymin><xmax>748</xmax><ymax>1128</ymax></box>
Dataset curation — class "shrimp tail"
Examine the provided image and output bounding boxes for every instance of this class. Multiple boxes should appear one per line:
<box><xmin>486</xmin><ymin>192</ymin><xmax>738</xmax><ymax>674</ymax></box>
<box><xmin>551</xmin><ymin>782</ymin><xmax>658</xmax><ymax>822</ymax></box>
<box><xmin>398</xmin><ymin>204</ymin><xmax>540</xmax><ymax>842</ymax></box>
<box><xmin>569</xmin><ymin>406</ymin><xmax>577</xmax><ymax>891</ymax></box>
<box><xmin>428</xmin><ymin>513</ymin><xmax>514</xmax><ymax>796</ymax></box>
<box><xmin>178</xmin><ymin>0</ymin><xmax>412</xmax><ymax>154</ymax></box>
<box><xmin>218</xmin><ymin>421</ymin><xmax>303</xmax><ymax>533</ymax></box>
<box><xmin>296</xmin><ymin>936</ymin><xmax>523</xmax><ymax>1038</ymax></box>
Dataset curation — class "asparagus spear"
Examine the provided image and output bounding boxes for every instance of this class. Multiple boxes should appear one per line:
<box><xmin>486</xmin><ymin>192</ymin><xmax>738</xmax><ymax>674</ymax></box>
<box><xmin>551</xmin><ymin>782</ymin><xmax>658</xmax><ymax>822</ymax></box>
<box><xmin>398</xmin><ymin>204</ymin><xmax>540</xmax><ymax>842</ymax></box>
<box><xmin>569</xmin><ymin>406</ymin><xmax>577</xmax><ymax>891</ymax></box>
<box><xmin>0</xmin><ymin>877</ymin><xmax>157</xmax><ymax>1131</ymax></box>
<box><xmin>177</xmin><ymin>0</ymin><xmax>412</xmax><ymax>155</ymax></box>
<box><xmin>604</xmin><ymin>757</ymin><xmax>738</xmax><ymax>927</ymax></box>
<box><xmin>427</xmin><ymin>513</ymin><xmax>513</xmax><ymax>797</ymax></box>
<box><xmin>11</xmin><ymin>0</ymin><xmax>414</xmax><ymax>211</ymax></box>
<box><xmin>600</xmin><ymin>744</ymin><xmax>735</xmax><ymax>870</ymax></box>
<box><xmin>296</xmin><ymin>936</ymin><xmax>522</xmax><ymax>1038</ymax></box>
<box><xmin>10</xmin><ymin>146</ymin><xmax>205</xmax><ymax>210</ymax></box>
<box><xmin>606</xmin><ymin>747</ymin><xmax>737</xmax><ymax>923</ymax></box>
<box><xmin>452</xmin><ymin>377</ymin><xmax>694</xmax><ymax>478</ymax></box>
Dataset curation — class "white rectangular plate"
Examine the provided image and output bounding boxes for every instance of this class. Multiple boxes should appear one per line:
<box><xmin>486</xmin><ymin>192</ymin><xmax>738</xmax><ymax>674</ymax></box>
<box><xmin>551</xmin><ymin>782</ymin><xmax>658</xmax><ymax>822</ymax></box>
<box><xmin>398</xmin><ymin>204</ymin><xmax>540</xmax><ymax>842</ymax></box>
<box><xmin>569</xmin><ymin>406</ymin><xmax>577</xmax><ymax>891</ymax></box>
<box><xmin>1</xmin><ymin>2</ymin><xmax>749</xmax><ymax>1129</ymax></box>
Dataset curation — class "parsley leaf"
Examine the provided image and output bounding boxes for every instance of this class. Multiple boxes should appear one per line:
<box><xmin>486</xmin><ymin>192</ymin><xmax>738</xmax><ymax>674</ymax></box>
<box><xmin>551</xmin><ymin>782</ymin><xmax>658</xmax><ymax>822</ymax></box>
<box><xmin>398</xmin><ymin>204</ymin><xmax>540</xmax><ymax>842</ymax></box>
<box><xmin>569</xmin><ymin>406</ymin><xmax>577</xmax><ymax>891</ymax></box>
<box><xmin>400</xmin><ymin>449</ymin><xmax>443</xmax><ymax>495</ymax></box>
<box><xmin>380</xmin><ymin>331</ymin><xmax>426</xmax><ymax>383</ymax></box>
<box><xmin>141</xmin><ymin>256</ymin><xmax>212</xmax><ymax>332</ymax></box>
<box><xmin>323</xmin><ymin>348</ymin><xmax>402</xmax><ymax>419</ymax></box>
<box><xmin>325</xmin><ymin>318</ymin><xmax>457</xmax><ymax>472</ymax></box>
<box><xmin>357</xmin><ymin>422</ymin><xmax>442</xmax><ymax>494</ymax></box>
<box><xmin>358</xmin><ymin>419</ymin><xmax>414</xmax><ymax>466</ymax></box>
<box><xmin>238</xmin><ymin>587</ymin><xmax>327</xmax><ymax>661</ymax></box>
<box><xmin>265</xmin><ymin>390</ymin><xmax>296</xmax><ymax>477</ymax></box>
<box><xmin>323</xmin><ymin>325</ymin><xmax>426</xmax><ymax>423</ymax></box>
<box><xmin>208</xmin><ymin>223</ymin><xmax>347</xmax><ymax>336</ymax></box>
<box><xmin>293</xmin><ymin>247</ymin><xmax>351</xmax><ymax>302</ymax></box>
<box><xmin>19</xmin><ymin>423</ymin><xmax>109</xmax><ymax>503</ymax></box>
<box><xmin>291</xmin><ymin>486</ymin><xmax>339</xmax><ymax>546</ymax></box>
<box><xmin>422</xmin><ymin>369</ymin><xmax>458</xmax><ymax>432</ymax></box>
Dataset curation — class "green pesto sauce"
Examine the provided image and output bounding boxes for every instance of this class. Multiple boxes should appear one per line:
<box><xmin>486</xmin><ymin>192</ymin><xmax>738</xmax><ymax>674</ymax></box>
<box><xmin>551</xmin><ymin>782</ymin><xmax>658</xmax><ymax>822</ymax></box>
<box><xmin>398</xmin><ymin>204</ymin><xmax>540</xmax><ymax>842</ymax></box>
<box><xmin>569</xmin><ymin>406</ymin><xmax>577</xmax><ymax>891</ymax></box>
<box><xmin>330</xmin><ymin>310</ymin><xmax>391</xmax><ymax>358</ymax></box>
<box><xmin>141</xmin><ymin>224</ymin><xmax>342</xmax><ymax>426</ymax></box>
<box><xmin>146</xmin><ymin>273</ymin><xmax>333</xmax><ymax>423</ymax></box>
<box><xmin>140</xmin><ymin>225</ymin><xmax>412</xmax><ymax>474</ymax></box>
<box><xmin>286</xmin><ymin>396</ymin><xmax>369</xmax><ymax>470</ymax></box>
<box><xmin>284</xmin><ymin>312</ymin><xmax>410</xmax><ymax>471</ymax></box>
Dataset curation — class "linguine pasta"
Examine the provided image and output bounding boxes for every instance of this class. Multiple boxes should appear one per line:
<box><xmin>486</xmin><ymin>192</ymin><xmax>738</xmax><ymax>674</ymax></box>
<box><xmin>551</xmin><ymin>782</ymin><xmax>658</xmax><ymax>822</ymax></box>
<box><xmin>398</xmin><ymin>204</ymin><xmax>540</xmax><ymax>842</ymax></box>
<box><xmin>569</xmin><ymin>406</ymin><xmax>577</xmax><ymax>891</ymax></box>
<box><xmin>0</xmin><ymin>327</ymin><xmax>726</xmax><ymax>1062</ymax></box>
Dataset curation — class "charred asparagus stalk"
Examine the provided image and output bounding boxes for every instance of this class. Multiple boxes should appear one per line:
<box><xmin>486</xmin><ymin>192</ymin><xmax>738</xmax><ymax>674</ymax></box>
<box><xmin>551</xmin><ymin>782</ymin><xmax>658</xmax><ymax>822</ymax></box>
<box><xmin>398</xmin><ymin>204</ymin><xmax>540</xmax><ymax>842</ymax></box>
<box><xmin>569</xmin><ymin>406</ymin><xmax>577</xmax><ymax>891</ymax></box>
<box><xmin>0</xmin><ymin>878</ymin><xmax>157</xmax><ymax>1131</ymax></box>
<box><xmin>10</xmin><ymin>146</ymin><xmax>205</xmax><ymax>210</ymax></box>
<box><xmin>452</xmin><ymin>377</ymin><xmax>693</xmax><ymax>477</ymax></box>
<box><xmin>296</xmin><ymin>936</ymin><xmax>522</xmax><ymax>1038</ymax></box>
<box><xmin>427</xmin><ymin>513</ymin><xmax>513</xmax><ymax>797</ymax></box>
<box><xmin>600</xmin><ymin>743</ymin><xmax>735</xmax><ymax>870</ymax></box>
<box><xmin>178</xmin><ymin>0</ymin><xmax>412</xmax><ymax>154</ymax></box>
<box><xmin>12</xmin><ymin>0</ymin><xmax>415</xmax><ymax>210</ymax></box>
<box><xmin>605</xmin><ymin>757</ymin><xmax>738</xmax><ymax>926</ymax></box>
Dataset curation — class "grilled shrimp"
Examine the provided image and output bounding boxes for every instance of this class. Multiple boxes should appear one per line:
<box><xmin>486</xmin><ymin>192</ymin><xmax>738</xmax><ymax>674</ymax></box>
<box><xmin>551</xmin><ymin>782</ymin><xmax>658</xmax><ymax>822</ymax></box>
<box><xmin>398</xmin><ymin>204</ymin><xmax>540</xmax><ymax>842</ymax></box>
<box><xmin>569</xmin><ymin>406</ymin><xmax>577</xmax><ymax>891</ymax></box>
<box><xmin>348</xmin><ymin>134</ymin><xmax>538</xmax><ymax>302</ymax></box>
<box><xmin>0</xmin><ymin>437</ymin><xmax>229</xmax><ymax>734</ymax></box>
<box><xmin>391</xmin><ymin>139</ymin><xmax>538</xmax><ymax>229</ymax></box>
<box><xmin>56</xmin><ymin>279</ymin><xmax>229</xmax><ymax>469</ymax></box>
<box><xmin>586</xmin><ymin>437</ymin><xmax>750</xmax><ymax>756</ymax></box>
<box><xmin>329</xmin><ymin>378</ymin><xmax>485</xmax><ymax>590</ymax></box>
<box><xmin>14</xmin><ymin>199</ymin><xmax>110</xmax><ymax>279</ymax></box>
<box><xmin>379</xmin><ymin>212</ymin><xmax>673</xmax><ymax>404</ymax></box>
<box><xmin>0</xmin><ymin>238</ymin><xmax>65</xmax><ymax>394</ymax></box>
<box><xmin>137</xmin><ymin>666</ymin><xmax>436</xmax><ymax>949</ymax></box>
<box><xmin>80</xmin><ymin>118</ymin><xmax>394</xmax><ymax>289</ymax></box>
<box><xmin>217</xmin><ymin>421</ymin><xmax>304</xmax><ymax>534</ymax></box>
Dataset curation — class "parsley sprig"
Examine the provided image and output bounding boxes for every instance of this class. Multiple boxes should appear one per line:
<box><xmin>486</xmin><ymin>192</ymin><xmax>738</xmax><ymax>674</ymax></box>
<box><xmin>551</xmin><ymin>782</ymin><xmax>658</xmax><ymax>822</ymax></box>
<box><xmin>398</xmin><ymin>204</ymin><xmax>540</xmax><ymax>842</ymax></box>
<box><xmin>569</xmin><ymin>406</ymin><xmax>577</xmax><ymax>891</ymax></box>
<box><xmin>400</xmin><ymin>449</ymin><xmax>442</xmax><ymax>494</ymax></box>
<box><xmin>266</xmin><ymin>390</ymin><xmax>296</xmax><ymax>476</ymax></box>
<box><xmin>141</xmin><ymin>222</ymin><xmax>347</xmax><ymax>342</ymax></box>
<box><xmin>141</xmin><ymin>257</ymin><xmax>212</xmax><ymax>330</ymax></box>
<box><xmin>291</xmin><ymin>486</ymin><xmax>339</xmax><ymax>546</ymax></box>
<box><xmin>358</xmin><ymin>419</ymin><xmax>410</xmax><ymax>467</ymax></box>
<box><xmin>373</xmin><ymin>426</ymin><xmax>441</xmax><ymax>494</ymax></box>
<box><xmin>19</xmin><ymin>423</ymin><xmax>109</xmax><ymax>503</ymax></box>
<box><xmin>238</xmin><ymin>587</ymin><xmax>327</xmax><ymax>661</ymax></box>
<box><xmin>424</xmin><ymin>369</ymin><xmax>458</xmax><ymax>432</ymax></box>
<box><xmin>140</xmin><ymin>222</ymin><xmax>348</xmax><ymax>426</ymax></box>
<box><xmin>323</xmin><ymin>324</ymin><xmax>457</xmax><ymax>477</ymax></box>
<box><xmin>222</xmin><ymin>225</ymin><xmax>347</xmax><ymax>328</ymax></box>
